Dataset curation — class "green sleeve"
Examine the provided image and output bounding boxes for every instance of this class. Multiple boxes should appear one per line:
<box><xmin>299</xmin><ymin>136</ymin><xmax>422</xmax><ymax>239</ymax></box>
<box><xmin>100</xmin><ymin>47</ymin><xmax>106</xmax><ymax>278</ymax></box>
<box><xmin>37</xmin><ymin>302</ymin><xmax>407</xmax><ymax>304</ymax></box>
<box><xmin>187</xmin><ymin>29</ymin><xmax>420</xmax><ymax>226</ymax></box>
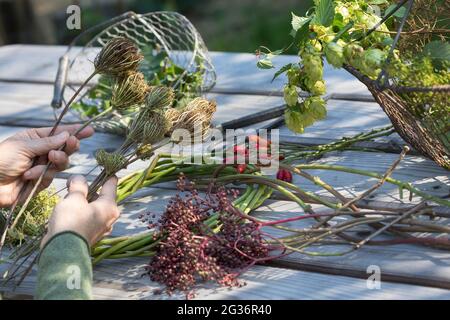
<box><xmin>36</xmin><ymin>231</ymin><xmax>93</xmax><ymax>300</ymax></box>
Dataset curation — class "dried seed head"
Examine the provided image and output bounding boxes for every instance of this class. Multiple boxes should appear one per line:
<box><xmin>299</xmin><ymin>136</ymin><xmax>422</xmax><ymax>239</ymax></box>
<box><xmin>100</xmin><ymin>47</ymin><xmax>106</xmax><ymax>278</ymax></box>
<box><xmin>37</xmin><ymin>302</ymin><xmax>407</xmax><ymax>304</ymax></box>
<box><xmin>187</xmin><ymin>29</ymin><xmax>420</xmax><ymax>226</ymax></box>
<box><xmin>147</xmin><ymin>177</ymin><xmax>269</xmax><ymax>296</ymax></box>
<box><xmin>111</xmin><ymin>71</ymin><xmax>148</xmax><ymax>111</ymax></box>
<box><xmin>128</xmin><ymin>110</ymin><xmax>169</xmax><ymax>144</ymax></box>
<box><xmin>164</xmin><ymin>108</ymin><xmax>182</xmax><ymax>132</ymax></box>
<box><xmin>95</xmin><ymin>149</ymin><xmax>127</xmax><ymax>176</ymax></box>
<box><xmin>94</xmin><ymin>37</ymin><xmax>143</xmax><ymax>75</ymax></box>
<box><xmin>170</xmin><ymin>98</ymin><xmax>216</xmax><ymax>137</ymax></box>
<box><xmin>136</xmin><ymin>144</ymin><xmax>154</xmax><ymax>160</ymax></box>
<box><xmin>142</xmin><ymin>111</ymin><xmax>170</xmax><ymax>144</ymax></box>
<box><xmin>145</xmin><ymin>86</ymin><xmax>175</xmax><ymax>110</ymax></box>
<box><xmin>185</xmin><ymin>98</ymin><xmax>217</xmax><ymax>121</ymax></box>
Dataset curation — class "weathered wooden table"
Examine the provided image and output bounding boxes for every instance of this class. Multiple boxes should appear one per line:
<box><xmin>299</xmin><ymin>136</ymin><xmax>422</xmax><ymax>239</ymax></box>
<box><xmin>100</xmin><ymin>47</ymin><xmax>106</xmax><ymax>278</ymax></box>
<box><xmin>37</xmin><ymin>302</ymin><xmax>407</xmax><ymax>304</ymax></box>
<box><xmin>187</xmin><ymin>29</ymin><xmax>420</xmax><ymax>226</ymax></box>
<box><xmin>0</xmin><ymin>44</ymin><xmax>449</xmax><ymax>300</ymax></box>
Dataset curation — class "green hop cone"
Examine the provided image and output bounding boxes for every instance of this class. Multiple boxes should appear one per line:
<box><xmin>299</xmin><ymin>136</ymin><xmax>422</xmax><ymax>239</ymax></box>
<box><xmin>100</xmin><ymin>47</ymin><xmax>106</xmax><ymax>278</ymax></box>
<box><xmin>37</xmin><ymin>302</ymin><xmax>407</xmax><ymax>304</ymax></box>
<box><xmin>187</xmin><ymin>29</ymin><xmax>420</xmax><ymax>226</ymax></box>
<box><xmin>287</xmin><ymin>65</ymin><xmax>301</xmax><ymax>85</ymax></box>
<box><xmin>284</xmin><ymin>96</ymin><xmax>327</xmax><ymax>134</ymax></box>
<box><xmin>283</xmin><ymin>85</ymin><xmax>298</xmax><ymax>107</ymax></box>
<box><xmin>306</xmin><ymin>79</ymin><xmax>326</xmax><ymax>95</ymax></box>
<box><xmin>285</xmin><ymin>108</ymin><xmax>305</xmax><ymax>133</ymax></box>
<box><xmin>343</xmin><ymin>43</ymin><xmax>364</xmax><ymax>65</ymax></box>
<box><xmin>363</xmin><ymin>48</ymin><xmax>386</xmax><ymax>70</ymax></box>
<box><xmin>305</xmin><ymin>96</ymin><xmax>327</xmax><ymax>120</ymax></box>
<box><xmin>302</xmin><ymin>54</ymin><xmax>323</xmax><ymax>82</ymax></box>
<box><xmin>325</xmin><ymin>42</ymin><xmax>344</xmax><ymax>68</ymax></box>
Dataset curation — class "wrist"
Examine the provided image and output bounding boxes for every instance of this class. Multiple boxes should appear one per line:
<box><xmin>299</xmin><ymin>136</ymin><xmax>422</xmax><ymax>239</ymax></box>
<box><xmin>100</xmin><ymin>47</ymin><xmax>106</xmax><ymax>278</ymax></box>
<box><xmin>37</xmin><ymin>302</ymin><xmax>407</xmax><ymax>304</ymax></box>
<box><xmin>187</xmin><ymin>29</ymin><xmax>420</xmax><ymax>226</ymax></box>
<box><xmin>41</xmin><ymin>228</ymin><xmax>91</xmax><ymax>250</ymax></box>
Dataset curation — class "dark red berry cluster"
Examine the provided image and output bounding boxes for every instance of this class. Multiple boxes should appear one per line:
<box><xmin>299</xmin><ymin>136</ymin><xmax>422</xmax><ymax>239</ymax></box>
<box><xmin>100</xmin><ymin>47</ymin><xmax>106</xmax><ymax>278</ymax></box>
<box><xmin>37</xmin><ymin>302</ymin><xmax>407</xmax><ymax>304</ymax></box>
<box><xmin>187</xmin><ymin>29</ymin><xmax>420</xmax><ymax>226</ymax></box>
<box><xmin>146</xmin><ymin>174</ymin><xmax>269</xmax><ymax>297</ymax></box>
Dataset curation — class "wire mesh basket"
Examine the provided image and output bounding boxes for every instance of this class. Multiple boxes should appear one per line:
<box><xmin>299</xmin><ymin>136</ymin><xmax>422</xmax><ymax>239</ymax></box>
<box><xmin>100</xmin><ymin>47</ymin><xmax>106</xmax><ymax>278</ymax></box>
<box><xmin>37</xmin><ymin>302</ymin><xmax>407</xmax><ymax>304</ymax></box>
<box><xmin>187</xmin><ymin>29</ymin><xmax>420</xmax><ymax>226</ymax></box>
<box><xmin>341</xmin><ymin>0</ymin><xmax>449</xmax><ymax>170</ymax></box>
<box><xmin>52</xmin><ymin>11</ymin><xmax>216</xmax><ymax>134</ymax></box>
<box><xmin>345</xmin><ymin>65</ymin><xmax>449</xmax><ymax>170</ymax></box>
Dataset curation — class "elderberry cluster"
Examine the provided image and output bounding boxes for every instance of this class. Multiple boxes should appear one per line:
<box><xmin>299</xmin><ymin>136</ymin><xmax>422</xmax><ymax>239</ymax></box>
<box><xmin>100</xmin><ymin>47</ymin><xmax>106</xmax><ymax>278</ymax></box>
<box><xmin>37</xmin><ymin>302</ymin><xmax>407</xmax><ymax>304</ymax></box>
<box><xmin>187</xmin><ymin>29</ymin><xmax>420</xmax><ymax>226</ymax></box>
<box><xmin>146</xmin><ymin>174</ymin><xmax>269</xmax><ymax>297</ymax></box>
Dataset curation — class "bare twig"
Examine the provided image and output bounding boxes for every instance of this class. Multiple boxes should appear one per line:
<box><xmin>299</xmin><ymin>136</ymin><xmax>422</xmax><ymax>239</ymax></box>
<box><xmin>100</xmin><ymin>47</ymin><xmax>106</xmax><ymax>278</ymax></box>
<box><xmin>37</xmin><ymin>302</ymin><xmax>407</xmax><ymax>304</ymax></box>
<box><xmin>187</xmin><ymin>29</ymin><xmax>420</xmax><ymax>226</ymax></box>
<box><xmin>354</xmin><ymin>201</ymin><xmax>426</xmax><ymax>249</ymax></box>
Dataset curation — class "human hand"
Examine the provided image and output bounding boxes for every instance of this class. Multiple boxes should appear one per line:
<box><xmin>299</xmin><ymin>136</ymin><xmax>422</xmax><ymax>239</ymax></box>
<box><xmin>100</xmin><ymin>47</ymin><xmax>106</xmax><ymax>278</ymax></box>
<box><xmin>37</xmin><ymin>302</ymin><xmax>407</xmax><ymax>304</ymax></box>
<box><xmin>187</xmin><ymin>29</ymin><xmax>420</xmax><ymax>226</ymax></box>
<box><xmin>0</xmin><ymin>125</ymin><xmax>94</xmax><ymax>207</ymax></box>
<box><xmin>41</xmin><ymin>175</ymin><xmax>120</xmax><ymax>248</ymax></box>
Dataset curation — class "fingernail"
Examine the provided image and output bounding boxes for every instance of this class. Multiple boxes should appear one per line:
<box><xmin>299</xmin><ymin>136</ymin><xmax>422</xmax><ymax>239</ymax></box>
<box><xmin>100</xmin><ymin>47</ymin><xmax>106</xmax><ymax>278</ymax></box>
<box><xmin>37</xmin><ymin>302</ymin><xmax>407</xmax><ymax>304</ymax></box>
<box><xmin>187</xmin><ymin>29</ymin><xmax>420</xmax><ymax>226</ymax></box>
<box><xmin>57</xmin><ymin>131</ymin><xmax>70</xmax><ymax>141</ymax></box>
<box><xmin>70</xmin><ymin>175</ymin><xmax>86</xmax><ymax>184</ymax></box>
<box><xmin>51</xmin><ymin>150</ymin><xmax>59</xmax><ymax>161</ymax></box>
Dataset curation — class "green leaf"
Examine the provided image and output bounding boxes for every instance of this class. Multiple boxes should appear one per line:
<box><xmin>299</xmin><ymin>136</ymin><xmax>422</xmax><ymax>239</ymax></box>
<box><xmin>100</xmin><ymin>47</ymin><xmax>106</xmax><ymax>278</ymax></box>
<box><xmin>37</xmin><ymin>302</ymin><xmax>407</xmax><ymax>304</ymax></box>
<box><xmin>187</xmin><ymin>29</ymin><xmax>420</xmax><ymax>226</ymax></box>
<box><xmin>421</xmin><ymin>41</ymin><xmax>450</xmax><ymax>69</ymax></box>
<box><xmin>257</xmin><ymin>58</ymin><xmax>275</xmax><ymax>69</ymax></box>
<box><xmin>272</xmin><ymin>63</ymin><xmax>293</xmax><ymax>82</ymax></box>
<box><xmin>332</xmin><ymin>21</ymin><xmax>354</xmax><ymax>42</ymax></box>
<box><xmin>293</xmin><ymin>17</ymin><xmax>312</xmax><ymax>45</ymax></box>
<box><xmin>315</xmin><ymin>0</ymin><xmax>335</xmax><ymax>27</ymax></box>
<box><xmin>368</xmin><ymin>0</ymin><xmax>388</xmax><ymax>4</ymax></box>
<box><xmin>385</xmin><ymin>4</ymin><xmax>407</xmax><ymax>18</ymax></box>
<box><xmin>291</xmin><ymin>12</ymin><xmax>310</xmax><ymax>32</ymax></box>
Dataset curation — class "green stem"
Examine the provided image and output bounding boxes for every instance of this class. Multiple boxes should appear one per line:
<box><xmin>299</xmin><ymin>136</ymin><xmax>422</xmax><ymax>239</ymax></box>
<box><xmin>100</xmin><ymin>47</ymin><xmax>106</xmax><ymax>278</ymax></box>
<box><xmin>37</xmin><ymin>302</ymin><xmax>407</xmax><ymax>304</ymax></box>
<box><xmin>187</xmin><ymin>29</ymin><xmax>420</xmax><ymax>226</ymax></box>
<box><xmin>295</xmin><ymin>164</ymin><xmax>450</xmax><ymax>207</ymax></box>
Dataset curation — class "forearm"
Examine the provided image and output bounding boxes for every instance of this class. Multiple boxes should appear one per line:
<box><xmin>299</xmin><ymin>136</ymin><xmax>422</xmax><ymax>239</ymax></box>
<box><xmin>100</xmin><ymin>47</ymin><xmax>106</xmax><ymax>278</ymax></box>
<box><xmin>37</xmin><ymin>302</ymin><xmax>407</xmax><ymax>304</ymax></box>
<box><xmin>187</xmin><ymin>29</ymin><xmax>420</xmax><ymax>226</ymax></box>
<box><xmin>36</xmin><ymin>231</ymin><xmax>93</xmax><ymax>300</ymax></box>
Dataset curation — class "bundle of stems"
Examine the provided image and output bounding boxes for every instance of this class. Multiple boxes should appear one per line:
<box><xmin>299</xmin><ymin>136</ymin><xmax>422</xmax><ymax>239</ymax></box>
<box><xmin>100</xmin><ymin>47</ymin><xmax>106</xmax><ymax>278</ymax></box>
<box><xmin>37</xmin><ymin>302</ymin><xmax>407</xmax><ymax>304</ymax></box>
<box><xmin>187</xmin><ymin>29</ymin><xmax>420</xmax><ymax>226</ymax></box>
<box><xmin>92</xmin><ymin>146</ymin><xmax>450</xmax><ymax>269</ymax></box>
<box><xmin>92</xmin><ymin>179</ymin><xmax>273</xmax><ymax>265</ymax></box>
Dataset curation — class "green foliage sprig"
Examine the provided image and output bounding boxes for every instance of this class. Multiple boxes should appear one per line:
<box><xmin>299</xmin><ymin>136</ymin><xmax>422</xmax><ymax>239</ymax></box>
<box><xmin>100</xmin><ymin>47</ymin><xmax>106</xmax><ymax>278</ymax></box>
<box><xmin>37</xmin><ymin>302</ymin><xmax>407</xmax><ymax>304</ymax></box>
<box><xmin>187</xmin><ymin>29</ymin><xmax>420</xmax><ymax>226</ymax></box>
<box><xmin>257</xmin><ymin>0</ymin><xmax>449</xmax><ymax>134</ymax></box>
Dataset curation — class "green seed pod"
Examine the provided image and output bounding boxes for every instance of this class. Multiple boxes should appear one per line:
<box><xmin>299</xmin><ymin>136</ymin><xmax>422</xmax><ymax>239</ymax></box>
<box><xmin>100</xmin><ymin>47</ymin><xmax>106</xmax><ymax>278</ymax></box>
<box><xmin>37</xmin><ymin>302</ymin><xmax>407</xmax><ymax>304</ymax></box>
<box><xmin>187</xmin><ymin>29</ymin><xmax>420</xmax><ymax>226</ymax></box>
<box><xmin>343</xmin><ymin>43</ymin><xmax>364</xmax><ymax>65</ymax></box>
<box><xmin>363</xmin><ymin>48</ymin><xmax>386</xmax><ymax>70</ymax></box>
<box><xmin>324</xmin><ymin>42</ymin><xmax>344</xmax><ymax>68</ymax></box>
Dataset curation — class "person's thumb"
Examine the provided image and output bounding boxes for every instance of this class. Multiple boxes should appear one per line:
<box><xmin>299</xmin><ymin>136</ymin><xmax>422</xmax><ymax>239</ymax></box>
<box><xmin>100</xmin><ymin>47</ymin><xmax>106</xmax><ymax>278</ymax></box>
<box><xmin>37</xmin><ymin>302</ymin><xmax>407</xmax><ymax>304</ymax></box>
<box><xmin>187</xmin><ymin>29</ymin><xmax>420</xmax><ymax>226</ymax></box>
<box><xmin>23</xmin><ymin>131</ymin><xmax>70</xmax><ymax>156</ymax></box>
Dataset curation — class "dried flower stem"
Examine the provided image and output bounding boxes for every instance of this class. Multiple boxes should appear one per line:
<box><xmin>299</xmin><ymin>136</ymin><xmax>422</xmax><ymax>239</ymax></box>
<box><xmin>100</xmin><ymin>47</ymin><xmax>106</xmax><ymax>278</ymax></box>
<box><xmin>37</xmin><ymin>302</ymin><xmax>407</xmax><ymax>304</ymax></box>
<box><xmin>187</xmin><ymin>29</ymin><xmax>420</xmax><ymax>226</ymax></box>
<box><xmin>0</xmin><ymin>72</ymin><xmax>97</xmax><ymax>254</ymax></box>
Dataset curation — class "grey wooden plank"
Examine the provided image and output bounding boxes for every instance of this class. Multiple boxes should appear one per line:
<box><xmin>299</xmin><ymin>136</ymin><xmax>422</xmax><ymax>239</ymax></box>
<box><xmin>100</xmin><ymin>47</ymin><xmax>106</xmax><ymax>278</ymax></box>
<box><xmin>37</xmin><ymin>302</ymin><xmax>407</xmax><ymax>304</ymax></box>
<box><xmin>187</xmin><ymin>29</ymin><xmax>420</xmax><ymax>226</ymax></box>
<box><xmin>0</xmin><ymin>83</ymin><xmax>283</xmax><ymax>127</ymax></box>
<box><xmin>0</xmin><ymin>82</ymin><xmax>398</xmax><ymax>148</ymax></box>
<box><xmin>0</xmin><ymin>45</ymin><xmax>369</xmax><ymax>96</ymax></box>
<box><xmin>210</xmin><ymin>51</ymin><xmax>369</xmax><ymax>96</ymax></box>
<box><xmin>4</xmin><ymin>259</ymin><xmax>450</xmax><ymax>300</ymax></box>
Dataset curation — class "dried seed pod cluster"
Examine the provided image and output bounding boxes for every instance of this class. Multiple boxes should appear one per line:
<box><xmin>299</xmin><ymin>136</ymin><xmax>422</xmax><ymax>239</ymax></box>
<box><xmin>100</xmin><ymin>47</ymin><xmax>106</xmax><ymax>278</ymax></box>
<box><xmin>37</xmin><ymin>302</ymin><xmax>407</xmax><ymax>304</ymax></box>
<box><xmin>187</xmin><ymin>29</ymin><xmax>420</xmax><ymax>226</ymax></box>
<box><xmin>168</xmin><ymin>97</ymin><xmax>217</xmax><ymax>137</ymax></box>
<box><xmin>95</xmin><ymin>149</ymin><xmax>128</xmax><ymax>176</ymax></box>
<box><xmin>94</xmin><ymin>37</ymin><xmax>143</xmax><ymax>75</ymax></box>
<box><xmin>111</xmin><ymin>71</ymin><xmax>149</xmax><ymax>111</ymax></box>
<box><xmin>145</xmin><ymin>86</ymin><xmax>176</xmax><ymax>111</ymax></box>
